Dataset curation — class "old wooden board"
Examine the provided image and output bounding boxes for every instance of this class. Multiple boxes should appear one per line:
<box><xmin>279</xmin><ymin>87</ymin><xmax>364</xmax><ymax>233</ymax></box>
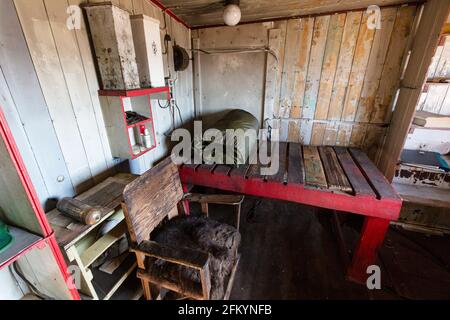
<box><xmin>247</xmin><ymin>141</ymin><xmax>272</xmax><ymax>181</ymax></box>
<box><xmin>47</xmin><ymin>173</ymin><xmax>136</xmax><ymax>250</ymax></box>
<box><xmin>123</xmin><ymin>158</ymin><xmax>184</xmax><ymax>244</ymax></box>
<box><xmin>267</xmin><ymin>142</ymin><xmax>288</xmax><ymax>183</ymax></box>
<box><xmin>334</xmin><ymin>147</ymin><xmax>376</xmax><ymax>197</ymax></box>
<box><xmin>349</xmin><ymin>148</ymin><xmax>401</xmax><ymax>200</ymax></box>
<box><xmin>303</xmin><ymin>146</ymin><xmax>328</xmax><ymax>189</ymax></box>
<box><xmin>318</xmin><ymin>147</ymin><xmax>352</xmax><ymax>192</ymax></box>
<box><xmin>287</xmin><ymin>142</ymin><xmax>304</xmax><ymax>185</ymax></box>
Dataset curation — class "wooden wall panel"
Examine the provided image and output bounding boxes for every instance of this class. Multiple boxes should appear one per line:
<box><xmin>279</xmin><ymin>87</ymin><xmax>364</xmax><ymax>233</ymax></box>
<box><xmin>371</xmin><ymin>5</ymin><xmax>417</xmax><ymax>124</ymax></box>
<box><xmin>4</xmin><ymin>0</ymin><xmax>195</xmax><ymax>201</ymax></box>
<box><xmin>303</xmin><ymin>15</ymin><xmax>330</xmax><ymax>119</ymax></box>
<box><xmin>356</xmin><ymin>7</ymin><xmax>396</xmax><ymax>122</ymax></box>
<box><xmin>0</xmin><ymin>0</ymin><xmax>75</xmax><ymax>206</ymax></box>
<box><xmin>315</xmin><ymin>13</ymin><xmax>346</xmax><ymax>120</ymax></box>
<box><xmin>341</xmin><ymin>12</ymin><xmax>375</xmax><ymax>122</ymax></box>
<box><xmin>327</xmin><ymin>11</ymin><xmax>362</xmax><ymax>121</ymax></box>
<box><xmin>14</xmin><ymin>0</ymin><xmax>105</xmax><ymax>193</ymax></box>
<box><xmin>196</xmin><ymin>3</ymin><xmax>418</xmax><ymax>161</ymax></box>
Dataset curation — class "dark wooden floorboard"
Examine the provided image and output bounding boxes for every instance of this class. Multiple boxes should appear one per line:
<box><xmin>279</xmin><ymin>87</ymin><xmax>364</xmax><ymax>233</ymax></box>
<box><xmin>187</xmin><ymin>195</ymin><xmax>450</xmax><ymax>300</ymax></box>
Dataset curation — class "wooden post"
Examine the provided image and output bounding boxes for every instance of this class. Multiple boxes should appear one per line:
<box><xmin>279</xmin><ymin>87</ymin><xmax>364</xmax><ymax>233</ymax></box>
<box><xmin>378</xmin><ymin>0</ymin><xmax>450</xmax><ymax>181</ymax></box>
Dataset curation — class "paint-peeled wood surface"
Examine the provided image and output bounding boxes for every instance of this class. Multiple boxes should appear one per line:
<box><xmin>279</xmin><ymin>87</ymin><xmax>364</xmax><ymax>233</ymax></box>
<box><xmin>303</xmin><ymin>146</ymin><xmax>328</xmax><ymax>189</ymax></box>
<box><xmin>84</xmin><ymin>3</ymin><xmax>140</xmax><ymax>90</ymax></box>
<box><xmin>123</xmin><ymin>158</ymin><xmax>184</xmax><ymax>244</ymax></box>
<box><xmin>356</xmin><ymin>7</ymin><xmax>396</xmax><ymax>122</ymax></box>
<box><xmin>341</xmin><ymin>12</ymin><xmax>375</xmax><ymax>122</ymax></box>
<box><xmin>159</xmin><ymin>0</ymin><xmax>419</xmax><ymax>28</ymax></box>
<box><xmin>196</xmin><ymin>4</ymin><xmax>418</xmax><ymax>162</ymax></box>
<box><xmin>418</xmin><ymin>81</ymin><xmax>450</xmax><ymax>116</ymax></box>
<box><xmin>181</xmin><ymin>143</ymin><xmax>402</xmax><ymax>202</ymax></box>
<box><xmin>314</xmin><ymin>13</ymin><xmax>346</xmax><ymax>120</ymax></box>
<box><xmin>303</xmin><ymin>15</ymin><xmax>330</xmax><ymax>120</ymax></box>
<box><xmin>430</xmin><ymin>37</ymin><xmax>450</xmax><ymax>79</ymax></box>
<box><xmin>371</xmin><ymin>5</ymin><xmax>416</xmax><ymax>124</ymax></box>
<box><xmin>327</xmin><ymin>11</ymin><xmax>362</xmax><ymax>121</ymax></box>
<box><xmin>319</xmin><ymin>147</ymin><xmax>352</xmax><ymax>192</ymax></box>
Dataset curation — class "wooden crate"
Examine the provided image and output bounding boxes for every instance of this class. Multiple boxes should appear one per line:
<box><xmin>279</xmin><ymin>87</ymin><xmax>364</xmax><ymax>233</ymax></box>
<box><xmin>48</xmin><ymin>173</ymin><xmax>142</xmax><ymax>300</ymax></box>
<box><xmin>83</xmin><ymin>2</ymin><xmax>140</xmax><ymax>90</ymax></box>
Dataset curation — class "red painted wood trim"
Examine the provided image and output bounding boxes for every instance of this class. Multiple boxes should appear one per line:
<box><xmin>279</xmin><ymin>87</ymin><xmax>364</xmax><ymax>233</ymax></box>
<box><xmin>0</xmin><ymin>106</ymin><xmax>80</xmax><ymax>300</ymax></box>
<box><xmin>0</xmin><ymin>107</ymin><xmax>50</xmax><ymax>235</ymax></box>
<box><xmin>0</xmin><ymin>236</ymin><xmax>45</xmax><ymax>270</ymax></box>
<box><xmin>47</xmin><ymin>234</ymin><xmax>81</xmax><ymax>300</ymax></box>
<box><xmin>146</xmin><ymin>0</ymin><xmax>191</xmax><ymax>29</ymax></box>
<box><xmin>179</xmin><ymin>166</ymin><xmax>402</xmax><ymax>220</ymax></box>
<box><xmin>99</xmin><ymin>86</ymin><xmax>170</xmax><ymax>97</ymax></box>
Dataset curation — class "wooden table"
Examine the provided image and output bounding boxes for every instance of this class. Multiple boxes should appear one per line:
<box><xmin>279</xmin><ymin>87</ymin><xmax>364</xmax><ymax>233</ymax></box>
<box><xmin>178</xmin><ymin>143</ymin><xmax>403</xmax><ymax>283</ymax></box>
<box><xmin>47</xmin><ymin>173</ymin><xmax>142</xmax><ymax>300</ymax></box>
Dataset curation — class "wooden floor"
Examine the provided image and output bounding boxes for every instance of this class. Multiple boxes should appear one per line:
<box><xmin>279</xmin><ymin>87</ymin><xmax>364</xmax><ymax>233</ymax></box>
<box><xmin>191</xmin><ymin>194</ymin><xmax>450</xmax><ymax>300</ymax></box>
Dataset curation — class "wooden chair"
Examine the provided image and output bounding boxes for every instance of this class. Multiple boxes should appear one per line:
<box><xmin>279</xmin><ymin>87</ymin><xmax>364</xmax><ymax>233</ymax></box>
<box><xmin>121</xmin><ymin>157</ymin><xmax>243</xmax><ymax>300</ymax></box>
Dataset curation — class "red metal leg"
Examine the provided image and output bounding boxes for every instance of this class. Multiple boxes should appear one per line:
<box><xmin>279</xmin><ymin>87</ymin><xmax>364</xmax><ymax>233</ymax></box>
<box><xmin>347</xmin><ymin>217</ymin><xmax>390</xmax><ymax>284</ymax></box>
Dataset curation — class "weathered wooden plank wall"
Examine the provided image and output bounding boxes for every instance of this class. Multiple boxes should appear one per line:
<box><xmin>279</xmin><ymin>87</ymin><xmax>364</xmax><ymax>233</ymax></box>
<box><xmin>0</xmin><ymin>0</ymin><xmax>195</xmax><ymax>205</ymax></box>
<box><xmin>417</xmin><ymin>37</ymin><xmax>450</xmax><ymax>116</ymax></box>
<box><xmin>195</xmin><ymin>4</ymin><xmax>418</xmax><ymax>160</ymax></box>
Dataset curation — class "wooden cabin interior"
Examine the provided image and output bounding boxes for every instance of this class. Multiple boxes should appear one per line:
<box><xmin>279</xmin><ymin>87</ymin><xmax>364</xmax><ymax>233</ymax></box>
<box><xmin>0</xmin><ymin>0</ymin><xmax>449</xmax><ymax>301</ymax></box>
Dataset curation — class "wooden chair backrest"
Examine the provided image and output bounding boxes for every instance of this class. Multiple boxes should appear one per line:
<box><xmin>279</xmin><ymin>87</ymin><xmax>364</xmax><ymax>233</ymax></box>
<box><xmin>122</xmin><ymin>157</ymin><xmax>184</xmax><ymax>244</ymax></box>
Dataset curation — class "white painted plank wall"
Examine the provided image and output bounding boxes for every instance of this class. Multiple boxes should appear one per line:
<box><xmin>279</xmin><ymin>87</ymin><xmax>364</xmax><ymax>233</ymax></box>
<box><xmin>3</xmin><ymin>0</ymin><xmax>195</xmax><ymax>190</ymax></box>
<box><xmin>0</xmin><ymin>0</ymin><xmax>75</xmax><ymax>207</ymax></box>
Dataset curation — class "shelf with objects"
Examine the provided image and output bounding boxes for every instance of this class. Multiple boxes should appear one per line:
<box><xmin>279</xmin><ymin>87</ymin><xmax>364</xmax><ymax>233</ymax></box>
<box><xmin>46</xmin><ymin>173</ymin><xmax>143</xmax><ymax>300</ymax></box>
<box><xmin>0</xmin><ymin>106</ymin><xmax>80</xmax><ymax>300</ymax></box>
<box><xmin>98</xmin><ymin>87</ymin><xmax>170</xmax><ymax>160</ymax></box>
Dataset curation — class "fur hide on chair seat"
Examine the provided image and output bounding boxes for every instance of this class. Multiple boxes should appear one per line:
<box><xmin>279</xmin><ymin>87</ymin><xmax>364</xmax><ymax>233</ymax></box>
<box><xmin>145</xmin><ymin>215</ymin><xmax>241</xmax><ymax>300</ymax></box>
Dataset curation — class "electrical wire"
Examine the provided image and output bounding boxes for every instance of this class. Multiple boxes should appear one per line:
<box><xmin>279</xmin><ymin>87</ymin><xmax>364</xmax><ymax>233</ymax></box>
<box><xmin>158</xmin><ymin>99</ymin><xmax>171</xmax><ymax>109</ymax></box>
<box><xmin>174</xmin><ymin>101</ymin><xmax>183</xmax><ymax>125</ymax></box>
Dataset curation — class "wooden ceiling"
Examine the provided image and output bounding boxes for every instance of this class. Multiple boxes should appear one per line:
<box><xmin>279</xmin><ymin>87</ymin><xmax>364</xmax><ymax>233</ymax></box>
<box><xmin>157</xmin><ymin>0</ymin><xmax>421</xmax><ymax>28</ymax></box>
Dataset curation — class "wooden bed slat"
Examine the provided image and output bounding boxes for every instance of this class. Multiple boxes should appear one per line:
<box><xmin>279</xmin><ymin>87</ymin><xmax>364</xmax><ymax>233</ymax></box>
<box><xmin>247</xmin><ymin>141</ymin><xmax>271</xmax><ymax>180</ymax></box>
<box><xmin>267</xmin><ymin>142</ymin><xmax>288</xmax><ymax>183</ymax></box>
<box><xmin>348</xmin><ymin>148</ymin><xmax>401</xmax><ymax>200</ymax></box>
<box><xmin>212</xmin><ymin>164</ymin><xmax>232</xmax><ymax>176</ymax></box>
<box><xmin>287</xmin><ymin>143</ymin><xmax>304</xmax><ymax>185</ymax></box>
<box><xmin>319</xmin><ymin>147</ymin><xmax>352</xmax><ymax>192</ymax></box>
<box><xmin>303</xmin><ymin>146</ymin><xmax>328</xmax><ymax>189</ymax></box>
<box><xmin>334</xmin><ymin>147</ymin><xmax>376</xmax><ymax>197</ymax></box>
<box><xmin>229</xmin><ymin>164</ymin><xmax>250</xmax><ymax>178</ymax></box>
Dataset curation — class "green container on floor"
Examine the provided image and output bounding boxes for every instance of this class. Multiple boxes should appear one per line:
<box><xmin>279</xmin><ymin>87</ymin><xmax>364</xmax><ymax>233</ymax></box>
<box><xmin>0</xmin><ymin>220</ymin><xmax>13</xmax><ymax>253</ymax></box>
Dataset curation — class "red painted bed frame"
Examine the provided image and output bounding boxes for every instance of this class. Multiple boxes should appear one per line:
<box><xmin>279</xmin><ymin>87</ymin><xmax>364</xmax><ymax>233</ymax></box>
<box><xmin>178</xmin><ymin>144</ymin><xmax>402</xmax><ymax>284</ymax></box>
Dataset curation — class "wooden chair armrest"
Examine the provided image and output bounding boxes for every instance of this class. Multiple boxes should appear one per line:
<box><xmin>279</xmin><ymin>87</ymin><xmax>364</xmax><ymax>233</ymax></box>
<box><xmin>184</xmin><ymin>193</ymin><xmax>244</xmax><ymax>205</ymax></box>
<box><xmin>133</xmin><ymin>240</ymin><xmax>212</xmax><ymax>299</ymax></box>
<box><xmin>131</xmin><ymin>240</ymin><xmax>210</xmax><ymax>271</ymax></box>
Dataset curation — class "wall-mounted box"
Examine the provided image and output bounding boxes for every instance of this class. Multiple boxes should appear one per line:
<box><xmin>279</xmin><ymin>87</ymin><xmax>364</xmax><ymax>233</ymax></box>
<box><xmin>131</xmin><ymin>15</ymin><xmax>166</xmax><ymax>88</ymax></box>
<box><xmin>98</xmin><ymin>88</ymin><xmax>170</xmax><ymax>160</ymax></box>
<box><xmin>83</xmin><ymin>2</ymin><xmax>140</xmax><ymax>90</ymax></box>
